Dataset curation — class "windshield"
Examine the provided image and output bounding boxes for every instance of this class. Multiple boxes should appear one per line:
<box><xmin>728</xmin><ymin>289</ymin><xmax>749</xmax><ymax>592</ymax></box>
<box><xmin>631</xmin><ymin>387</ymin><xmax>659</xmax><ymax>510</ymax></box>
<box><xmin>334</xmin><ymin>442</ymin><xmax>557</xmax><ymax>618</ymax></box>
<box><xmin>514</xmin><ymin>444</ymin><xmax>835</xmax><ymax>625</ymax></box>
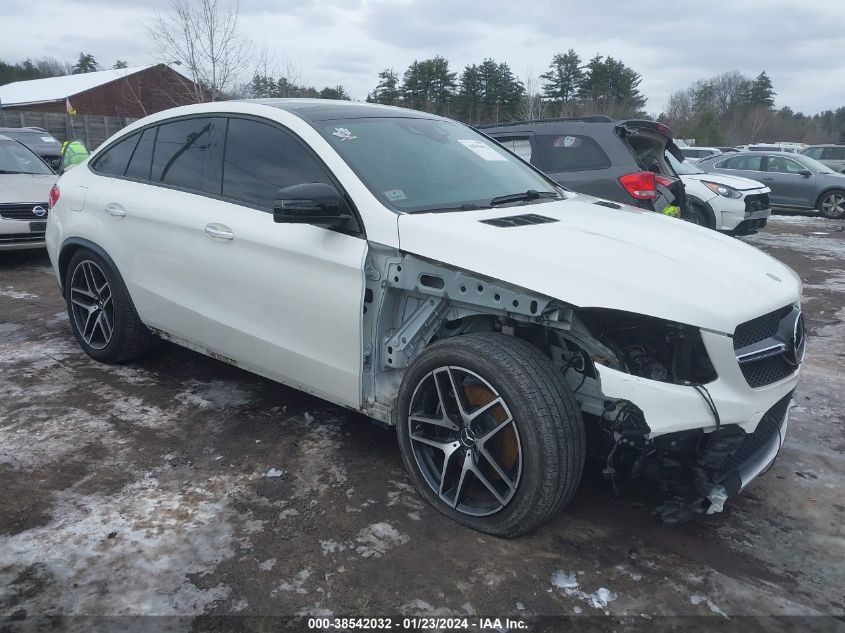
<box><xmin>2</xmin><ymin>130</ymin><xmax>60</xmax><ymax>148</ymax></box>
<box><xmin>314</xmin><ymin>117</ymin><xmax>560</xmax><ymax>213</ymax></box>
<box><xmin>0</xmin><ymin>139</ymin><xmax>54</xmax><ymax>175</ymax></box>
<box><xmin>667</xmin><ymin>152</ymin><xmax>705</xmax><ymax>175</ymax></box>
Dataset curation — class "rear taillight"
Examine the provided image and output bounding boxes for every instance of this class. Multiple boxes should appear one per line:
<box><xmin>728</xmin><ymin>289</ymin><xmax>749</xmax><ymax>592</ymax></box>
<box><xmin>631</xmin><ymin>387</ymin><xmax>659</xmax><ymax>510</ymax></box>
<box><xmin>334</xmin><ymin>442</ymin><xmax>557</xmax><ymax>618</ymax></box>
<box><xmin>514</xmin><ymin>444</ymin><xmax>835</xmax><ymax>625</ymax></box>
<box><xmin>48</xmin><ymin>184</ymin><xmax>60</xmax><ymax>209</ymax></box>
<box><xmin>619</xmin><ymin>171</ymin><xmax>657</xmax><ymax>200</ymax></box>
<box><xmin>654</xmin><ymin>174</ymin><xmax>677</xmax><ymax>188</ymax></box>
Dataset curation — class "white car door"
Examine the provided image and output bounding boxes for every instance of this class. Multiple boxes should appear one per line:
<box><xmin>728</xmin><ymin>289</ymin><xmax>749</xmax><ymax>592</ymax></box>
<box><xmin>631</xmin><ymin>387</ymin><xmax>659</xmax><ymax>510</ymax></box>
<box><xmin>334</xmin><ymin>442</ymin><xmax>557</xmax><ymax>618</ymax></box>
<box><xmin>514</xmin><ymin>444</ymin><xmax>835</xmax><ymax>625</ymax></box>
<box><xmin>97</xmin><ymin>115</ymin><xmax>367</xmax><ymax>408</ymax></box>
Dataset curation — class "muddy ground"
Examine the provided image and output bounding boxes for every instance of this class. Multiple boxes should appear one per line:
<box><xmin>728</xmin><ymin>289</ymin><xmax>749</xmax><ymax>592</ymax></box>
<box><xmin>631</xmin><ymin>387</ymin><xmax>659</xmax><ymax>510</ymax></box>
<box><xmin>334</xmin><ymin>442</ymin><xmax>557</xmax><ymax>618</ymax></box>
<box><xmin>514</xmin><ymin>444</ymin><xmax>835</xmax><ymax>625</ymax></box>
<box><xmin>1</xmin><ymin>213</ymin><xmax>843</xmax><ymax>632</ymax></box>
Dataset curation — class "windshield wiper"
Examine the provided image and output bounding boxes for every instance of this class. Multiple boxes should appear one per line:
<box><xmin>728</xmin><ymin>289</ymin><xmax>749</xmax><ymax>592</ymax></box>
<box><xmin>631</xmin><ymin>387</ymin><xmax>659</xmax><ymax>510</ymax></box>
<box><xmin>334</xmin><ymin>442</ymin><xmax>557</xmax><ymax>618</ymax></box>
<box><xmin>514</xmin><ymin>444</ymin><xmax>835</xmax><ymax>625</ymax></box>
<box><xmin>0</xmin><ymin>170</ymin><xmax>26</xmax><ymax>174</ymax></box>
<box><xmin>489</xmin><ymin>190</ymin><xmax>559</xmax><ymax>206</ymax></box>
<box><xmin>407</xmin><ymin>203</ymin><xmax>488</xmax><ymax>214</ymax></box>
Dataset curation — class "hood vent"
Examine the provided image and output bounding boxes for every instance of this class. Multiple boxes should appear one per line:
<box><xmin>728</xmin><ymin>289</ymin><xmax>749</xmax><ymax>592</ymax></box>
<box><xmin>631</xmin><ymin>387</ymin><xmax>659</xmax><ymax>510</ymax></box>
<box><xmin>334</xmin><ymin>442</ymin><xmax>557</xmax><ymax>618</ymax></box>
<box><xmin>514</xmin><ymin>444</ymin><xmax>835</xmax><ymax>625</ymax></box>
<box><xmin>593</xmin><ymin>200</ymin><xmax>622</xmax><ymax>209</ymax></box>
<box><xmin>481</xmin><ymin>214</ymin><xmax>559</xmax><ymax>228</ymax></box>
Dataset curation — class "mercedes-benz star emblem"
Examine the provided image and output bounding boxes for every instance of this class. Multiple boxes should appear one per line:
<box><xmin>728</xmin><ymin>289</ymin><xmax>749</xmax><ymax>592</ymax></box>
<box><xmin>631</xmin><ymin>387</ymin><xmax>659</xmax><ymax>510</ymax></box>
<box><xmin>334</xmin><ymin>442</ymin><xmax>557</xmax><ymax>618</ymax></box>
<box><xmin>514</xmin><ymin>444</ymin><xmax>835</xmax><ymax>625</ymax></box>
<box><xmin>32</xmin><ymin>206</ymin><xmax>47</xmax><ymax>217</ymax></box>
<box><xmin>459</xmin><ymin>427</ymin><xmax>477</xmax><ymax>448</ymax></box>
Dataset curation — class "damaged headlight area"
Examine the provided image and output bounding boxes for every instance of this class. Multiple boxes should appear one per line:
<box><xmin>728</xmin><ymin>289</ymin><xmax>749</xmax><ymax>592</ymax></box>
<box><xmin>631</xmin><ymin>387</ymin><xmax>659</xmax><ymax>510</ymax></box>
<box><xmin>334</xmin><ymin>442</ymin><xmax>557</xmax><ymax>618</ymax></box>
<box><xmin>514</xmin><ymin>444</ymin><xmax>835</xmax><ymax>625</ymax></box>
<box><xmin>575</xmin><ymin>308</ymin><xmax>717</xmax><ymax>385</ymax></box>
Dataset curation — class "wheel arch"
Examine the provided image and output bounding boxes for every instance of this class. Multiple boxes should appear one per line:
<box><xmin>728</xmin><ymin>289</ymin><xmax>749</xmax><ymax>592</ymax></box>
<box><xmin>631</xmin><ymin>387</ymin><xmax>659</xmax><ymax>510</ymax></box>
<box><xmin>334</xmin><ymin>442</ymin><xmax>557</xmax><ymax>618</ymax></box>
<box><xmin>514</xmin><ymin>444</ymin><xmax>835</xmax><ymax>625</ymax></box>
<box><xmin>58</xmin><ymin>237</ymin><xmax>121</xmax><ymax>294</ymax></box>
<box><xmin>814</xmin><ymin>186</ymin><xmax>845</xmax><ymax>211</ymax></box>
<box><xmin>686</xmin><ymin>195</ymin><xmax>717</xmax><ymax>229</ymax></box>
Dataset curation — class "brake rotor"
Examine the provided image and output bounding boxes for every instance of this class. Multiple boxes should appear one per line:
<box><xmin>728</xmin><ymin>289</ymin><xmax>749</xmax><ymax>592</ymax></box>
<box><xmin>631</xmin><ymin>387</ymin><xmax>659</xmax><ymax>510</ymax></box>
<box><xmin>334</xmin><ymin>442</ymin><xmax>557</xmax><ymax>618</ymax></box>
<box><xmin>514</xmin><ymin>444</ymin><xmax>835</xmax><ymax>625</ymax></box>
<box><xmin>464</xmin><ymin>384</ymin><xmax>519</xmax><ymax>473</ymax></box>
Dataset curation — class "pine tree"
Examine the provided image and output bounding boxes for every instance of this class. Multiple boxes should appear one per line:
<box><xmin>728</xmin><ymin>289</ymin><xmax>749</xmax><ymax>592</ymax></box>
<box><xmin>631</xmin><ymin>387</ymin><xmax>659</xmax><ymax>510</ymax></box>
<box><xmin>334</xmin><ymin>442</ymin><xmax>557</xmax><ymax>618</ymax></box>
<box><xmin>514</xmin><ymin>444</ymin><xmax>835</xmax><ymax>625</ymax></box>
<box><xmin>367</xmin><ymin>69</ymin><xmax>401</xmax><ymax>105</ymax></box>
<box><xmin>540</xmin><ymin>50</ymin><xmax>583</xmax><ymax>104</ymax></box>
<box><xmin>72</xmin><ymin>53</ymin><xmax>100</xmax><ymax>74</ymax></box>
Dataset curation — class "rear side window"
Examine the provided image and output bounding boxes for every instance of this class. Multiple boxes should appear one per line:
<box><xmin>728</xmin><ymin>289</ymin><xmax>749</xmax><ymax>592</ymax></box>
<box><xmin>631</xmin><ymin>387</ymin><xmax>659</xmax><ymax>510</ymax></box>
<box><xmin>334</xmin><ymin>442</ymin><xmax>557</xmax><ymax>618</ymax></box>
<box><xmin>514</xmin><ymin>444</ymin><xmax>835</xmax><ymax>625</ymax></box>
<box><xmin>535</xmin><ymin>134</ymin><xmax>610</xmax><ymax>172</ymax></box>
<box><xmin>125</xmin><ymin>126</ymin><xmax>156</xmax><ymax>180</ymax></box>
<box><xmin>92</xmin><ymin>132</ymin><xmax>140</xmax><ymax>176</ymax></box>
<box><xmin>222</xmin><ymin>118</ymin><xmax>332</xmax><ymax>209</ymax></box>
<box><xmin>151</xmin><ymin>117</ymin><xmax>225</xmax><ymax>194</ymax></box>
<box><xmin>722</xmin><ymin>155</ymin><xmax>763</xmax><ymax>171</ymax></box>
<box><xmin>823</xmin><ymin>147</ymin><xmax>845</xmax><ymax>160</ymax></box>
<box><xmin>496</xmin><ymin>136</ymin><xmax>533</xmax><ymax>163</ymax></box>
<box><xmin>766</xmin><ymin>156</ymin><xmax>804</xmax><ymax>174</ymax></box>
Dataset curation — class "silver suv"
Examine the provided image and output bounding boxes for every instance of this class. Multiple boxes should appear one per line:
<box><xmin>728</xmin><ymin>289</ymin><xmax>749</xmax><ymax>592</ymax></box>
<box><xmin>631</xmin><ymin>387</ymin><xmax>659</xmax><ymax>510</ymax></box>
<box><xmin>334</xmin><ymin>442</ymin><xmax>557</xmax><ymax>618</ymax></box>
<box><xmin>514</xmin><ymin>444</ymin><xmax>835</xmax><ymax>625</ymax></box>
<box><xmin>801</xmin><ymin>145</ymin><xmax>845</xmax><ymax>174</ymax></box>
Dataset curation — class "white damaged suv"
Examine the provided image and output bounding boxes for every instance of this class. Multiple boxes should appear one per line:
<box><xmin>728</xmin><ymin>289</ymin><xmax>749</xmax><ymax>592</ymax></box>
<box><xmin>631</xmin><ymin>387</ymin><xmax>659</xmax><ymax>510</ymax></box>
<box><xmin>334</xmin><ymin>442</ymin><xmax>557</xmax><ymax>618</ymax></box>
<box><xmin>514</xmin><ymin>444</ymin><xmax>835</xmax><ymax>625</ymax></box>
<box><xmin>46</xmin><ymin>100</ymin><xmax>804</xmax><ymax>535</ymax></box>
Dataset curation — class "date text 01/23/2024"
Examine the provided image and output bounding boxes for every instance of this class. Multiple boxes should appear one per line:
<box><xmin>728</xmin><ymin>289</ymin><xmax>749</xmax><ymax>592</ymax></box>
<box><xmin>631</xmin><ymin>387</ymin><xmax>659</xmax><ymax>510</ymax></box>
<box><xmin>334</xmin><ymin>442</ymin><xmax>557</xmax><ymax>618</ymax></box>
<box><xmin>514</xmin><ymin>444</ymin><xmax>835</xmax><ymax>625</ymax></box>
<box><xmin>307</xmin><ymin>617</ymin><xmax>528</xmax><ymax>630</ymax></box>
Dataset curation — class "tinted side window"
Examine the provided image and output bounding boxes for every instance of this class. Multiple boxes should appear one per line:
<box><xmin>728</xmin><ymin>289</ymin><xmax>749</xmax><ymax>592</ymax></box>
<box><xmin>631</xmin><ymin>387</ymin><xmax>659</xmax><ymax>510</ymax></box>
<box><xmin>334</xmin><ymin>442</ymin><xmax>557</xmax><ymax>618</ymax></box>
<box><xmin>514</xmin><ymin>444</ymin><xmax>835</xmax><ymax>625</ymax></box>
<box><xmin>804</xmin><ymin>147</ymin><xmax>823</xmax><ymax>159</ymax></box>
<box><xmin>724</xmin><ymin>155</ymin><xmax>763</xmax><ymax>171</ymax></box>
<box><xmin>92</xmin><ymin>132</ymin><xmax>140</xmax><ymax>176</ymax></box>
<box><xmin>535</xmin><ymin>134</ymin><xmax>611</xmax><ymax>172</ymax></box>
<box><xmin>223</xmin><ymin>118</ymin><xmax>331</xmax><ymax>208</ymax></box>
<box><xmin>823</xmin><ymin>147</ymin><xmax>845</xmax><ymax>160</ymax></box>
<box><xmin>766</xmin><ymin>156</ymin><xmax>804</xmax><ymax>173</ymax></box>
<box><xmin>125</xmin><ymin>126</ymin><xmax>156</xmax><ymax>180</ymax></box>
<box><xmin>151</xmin><ymin>117</ymin><xmax>225</xmax><ymax>194</ymax></box>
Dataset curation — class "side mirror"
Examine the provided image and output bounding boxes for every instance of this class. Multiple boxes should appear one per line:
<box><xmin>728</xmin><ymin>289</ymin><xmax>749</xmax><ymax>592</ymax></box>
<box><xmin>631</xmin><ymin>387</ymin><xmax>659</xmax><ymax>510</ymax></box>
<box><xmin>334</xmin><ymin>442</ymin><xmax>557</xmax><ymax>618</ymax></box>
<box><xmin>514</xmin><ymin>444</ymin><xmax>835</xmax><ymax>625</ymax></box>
<box><xmin>797</xmin><ymin>170</ymin><xmax>812</xmax><ymax>178</ymax></box>
<box><xmin>273</xmin><ymin>182</ymin><xmax>352</xmax><ymax>227</ymax></box>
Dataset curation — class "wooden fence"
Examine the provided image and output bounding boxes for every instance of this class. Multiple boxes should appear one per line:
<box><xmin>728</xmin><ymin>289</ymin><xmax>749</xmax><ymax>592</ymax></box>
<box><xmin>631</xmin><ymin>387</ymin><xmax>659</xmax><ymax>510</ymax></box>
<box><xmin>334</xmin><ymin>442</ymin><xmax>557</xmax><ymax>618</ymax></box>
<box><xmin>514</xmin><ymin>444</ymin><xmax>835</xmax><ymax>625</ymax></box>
<box><xmin>0</xmin><ymin>110</ymin><xmax>137</xmax><ymax>149</ymax></box>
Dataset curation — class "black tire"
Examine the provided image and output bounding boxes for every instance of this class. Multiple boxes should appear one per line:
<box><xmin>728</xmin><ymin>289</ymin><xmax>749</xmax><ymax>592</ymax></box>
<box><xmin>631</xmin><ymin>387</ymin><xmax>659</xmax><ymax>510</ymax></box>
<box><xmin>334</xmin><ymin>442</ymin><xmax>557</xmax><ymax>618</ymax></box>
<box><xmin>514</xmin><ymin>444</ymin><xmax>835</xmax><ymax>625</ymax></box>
<box><xmin>817</xmin><ymin>189</ymin><xmax>845</xmax><ymax>219</ymax></box>
<box><xmin>65</xmin><ymin>248</ymin><xmax>153</xmax><ymax>363</ymax></box>
<box><xmin>687</xmin><ymin>200</ymin><xmax>712</xmax><ymax>228</ymax></box>
<box><xmin>395</xmin><ymin>332</ymin><xmax>585</xmax><ymax>537</ymax></box>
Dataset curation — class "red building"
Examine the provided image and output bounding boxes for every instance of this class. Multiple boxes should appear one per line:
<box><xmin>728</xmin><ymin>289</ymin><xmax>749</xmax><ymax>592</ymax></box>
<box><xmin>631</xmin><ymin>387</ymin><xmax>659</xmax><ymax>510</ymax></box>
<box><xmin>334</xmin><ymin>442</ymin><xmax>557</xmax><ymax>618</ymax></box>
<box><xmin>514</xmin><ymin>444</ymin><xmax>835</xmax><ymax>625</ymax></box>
<box><xmin>0</xmin><ymin>64</ymin><xmax>203</xmax><ymax>118</ymax></box>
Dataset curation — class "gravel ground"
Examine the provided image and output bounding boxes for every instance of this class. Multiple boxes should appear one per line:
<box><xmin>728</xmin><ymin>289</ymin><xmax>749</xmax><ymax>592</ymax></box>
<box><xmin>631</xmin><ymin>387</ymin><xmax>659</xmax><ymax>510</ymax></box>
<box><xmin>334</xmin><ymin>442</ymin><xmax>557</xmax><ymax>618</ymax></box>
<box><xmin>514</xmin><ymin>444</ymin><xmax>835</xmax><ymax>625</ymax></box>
<box><xmin>0</xmin><ymin>213</ymin><xmax>843</xmax><ymax>632</ymax></box>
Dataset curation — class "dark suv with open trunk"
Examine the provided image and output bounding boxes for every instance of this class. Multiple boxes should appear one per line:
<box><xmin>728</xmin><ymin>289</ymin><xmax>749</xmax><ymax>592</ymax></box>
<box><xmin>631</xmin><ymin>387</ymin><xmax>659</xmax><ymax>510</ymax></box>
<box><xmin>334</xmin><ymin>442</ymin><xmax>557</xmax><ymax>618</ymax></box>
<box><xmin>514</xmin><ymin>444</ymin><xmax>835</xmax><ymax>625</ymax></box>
<box><xmin>479</xmin><ymin>116</ymin><xmax>688</xmax><ymax>217</ymax></box>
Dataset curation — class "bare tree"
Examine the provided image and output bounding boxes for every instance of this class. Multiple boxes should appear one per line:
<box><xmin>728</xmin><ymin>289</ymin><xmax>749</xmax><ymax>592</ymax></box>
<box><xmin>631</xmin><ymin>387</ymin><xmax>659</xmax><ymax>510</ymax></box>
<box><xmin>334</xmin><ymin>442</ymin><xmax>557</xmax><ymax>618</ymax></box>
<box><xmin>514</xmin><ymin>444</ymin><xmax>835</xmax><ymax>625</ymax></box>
<box><xmin>148</xmin><ymin>0</ymin><xmax>250</xmax><ymax>102</ymax></box>
<box><xmin>519</xmin><ymin>69</ymin><xmax>545</xmax><ymax>121</ymax></box>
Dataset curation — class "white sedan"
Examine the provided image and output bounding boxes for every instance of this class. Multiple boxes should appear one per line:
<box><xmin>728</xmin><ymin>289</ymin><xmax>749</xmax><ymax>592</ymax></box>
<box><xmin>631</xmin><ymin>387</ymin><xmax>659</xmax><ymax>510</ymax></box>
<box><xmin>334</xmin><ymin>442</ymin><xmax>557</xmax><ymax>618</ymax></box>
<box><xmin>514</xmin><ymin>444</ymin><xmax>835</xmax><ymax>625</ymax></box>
<box><xmin>668</xmin><ymin>153</ymin><xmax>771</xmax><ymax>234</ymax></box>
<box><xmin>46</xmin><ymin>100</ymin><xmax>803</xmax><ymax>534</ymax></box>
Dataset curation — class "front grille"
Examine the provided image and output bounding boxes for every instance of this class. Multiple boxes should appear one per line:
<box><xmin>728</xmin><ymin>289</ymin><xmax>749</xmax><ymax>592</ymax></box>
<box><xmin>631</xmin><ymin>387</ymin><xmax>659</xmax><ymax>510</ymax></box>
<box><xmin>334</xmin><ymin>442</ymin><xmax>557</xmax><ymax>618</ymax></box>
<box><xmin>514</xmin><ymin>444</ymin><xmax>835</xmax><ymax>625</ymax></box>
<box><xmin>0</xmin><ymin>232</ymin><xmax>46</xmax><ymax>244</ymax></box>
<box><xmin>480</xmin><ymin>214</ymin><xmax>559</xmax><ymax>228</ymax></box>
<box><xmin>716</xmin><ymin>392</ymin><xmax>791</xmax><ymax>478</ymax></box>
<box><xmin>0</xmin><ymin>204</ymin><xmax>49</xmax><ymax>220</ymax></box>
<box><xmin>745</xmin><ymin>192</ymin><xmax>770</xmax><ymax>213</ymax></box>
<box><xmin>733</xmin><ymin>305</ymin><xmax>792</xmax><ymax>350</ymax></box>
<box><xmin>740</xmin><ymin>354</ymin><xmax>796</xmax><ymax>387</ymax></box>
<box><xmin>734</xmin><ymin>305</ymin><xmax>799</xmax><ymax>387</ymax></box>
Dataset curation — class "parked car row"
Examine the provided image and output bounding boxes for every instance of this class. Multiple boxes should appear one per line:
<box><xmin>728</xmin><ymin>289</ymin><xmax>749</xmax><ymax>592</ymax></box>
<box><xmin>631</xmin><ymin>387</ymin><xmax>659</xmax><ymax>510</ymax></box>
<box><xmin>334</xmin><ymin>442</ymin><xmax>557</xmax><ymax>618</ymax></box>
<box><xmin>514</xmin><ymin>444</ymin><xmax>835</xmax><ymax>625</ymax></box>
<box><xmin>698</xmin><ymin>151</ymin><xmax>845</xmax><ymax>218</ymax></box>
<box><xmin>0</xmin><ymin>132</ymin><xmax>89</xmax><ymax>251</ymax></box>
<box><xmin>43</xmin><ymin>99</ymin><xmax>804</xmax><ymax>534</ymax></box>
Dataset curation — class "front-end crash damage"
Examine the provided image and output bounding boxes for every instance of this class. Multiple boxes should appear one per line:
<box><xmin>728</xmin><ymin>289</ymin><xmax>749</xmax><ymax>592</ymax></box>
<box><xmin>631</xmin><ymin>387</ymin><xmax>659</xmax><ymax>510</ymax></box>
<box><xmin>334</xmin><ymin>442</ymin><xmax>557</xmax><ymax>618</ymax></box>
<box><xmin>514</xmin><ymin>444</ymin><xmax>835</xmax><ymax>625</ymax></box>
<box><xmin>363</xmin><ymin>248</ymin><xmax>800</xmax><ymax>523</ymax></box>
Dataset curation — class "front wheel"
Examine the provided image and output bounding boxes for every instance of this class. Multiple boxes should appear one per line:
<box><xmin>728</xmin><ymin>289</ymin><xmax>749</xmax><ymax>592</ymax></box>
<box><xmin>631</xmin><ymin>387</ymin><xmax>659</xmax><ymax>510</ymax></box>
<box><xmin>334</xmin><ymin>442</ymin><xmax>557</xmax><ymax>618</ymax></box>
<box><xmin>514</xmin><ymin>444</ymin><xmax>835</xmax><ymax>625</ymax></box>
<box><xmin>818</xmin><ymin>190</ymin><xmax>845</xmax><ymax>219</ymax></box>
<box><xmin>395</xmin><ymin>332</ymin><xmax>585</xmax><ymax>537</ymax></box>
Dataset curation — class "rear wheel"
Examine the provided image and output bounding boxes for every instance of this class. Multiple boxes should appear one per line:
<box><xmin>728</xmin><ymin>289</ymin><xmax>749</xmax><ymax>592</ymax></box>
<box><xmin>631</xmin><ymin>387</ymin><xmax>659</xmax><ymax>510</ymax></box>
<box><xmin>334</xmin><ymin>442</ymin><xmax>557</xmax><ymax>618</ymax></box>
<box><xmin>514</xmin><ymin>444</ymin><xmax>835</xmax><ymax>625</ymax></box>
<box><xmin>818</xmin><ymin>190</ymin><xmax>845</xmax><ymax>219</ymax></box>
<box><xmin>395</xmin><ymin>332</ymin><xmax>584</xmax><ymax>537</ymax></box>
<box><xmin>65</xmin><ymin>248</ymin><xmax>153</xmax><ymax>363</ymax></box>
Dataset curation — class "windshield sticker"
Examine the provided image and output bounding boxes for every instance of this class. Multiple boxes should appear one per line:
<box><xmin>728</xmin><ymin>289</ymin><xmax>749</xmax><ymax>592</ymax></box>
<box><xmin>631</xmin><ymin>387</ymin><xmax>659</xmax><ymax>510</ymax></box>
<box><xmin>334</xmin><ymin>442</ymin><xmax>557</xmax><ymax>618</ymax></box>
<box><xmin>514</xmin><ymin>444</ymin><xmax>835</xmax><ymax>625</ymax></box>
<box><xmin>332</xmin><ymin>127</ymin><xmax>357</xmax><ymax>141</ymax></box>
<box><xmin>41</xmin><ymin>136</ymin><xmax>59</xmax><ymax>143</ymax></box>
<box><xmin>457</xmin><ymin>139</ymin><xmax>507</xmax><ymax>161</ymax></box>
<box><xmin>384</xmin><ymin>189</ymin><xmax>407</xmax><ymax>202</ymax></box>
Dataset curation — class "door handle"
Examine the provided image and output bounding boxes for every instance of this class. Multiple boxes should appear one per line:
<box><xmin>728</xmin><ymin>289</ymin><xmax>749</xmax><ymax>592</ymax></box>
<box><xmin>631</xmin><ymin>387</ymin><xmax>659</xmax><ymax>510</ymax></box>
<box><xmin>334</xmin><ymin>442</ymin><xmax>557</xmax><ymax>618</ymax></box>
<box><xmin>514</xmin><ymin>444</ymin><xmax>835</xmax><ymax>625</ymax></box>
<box><xmin>204</xmin><ymin>223</ymin><xmax>234</xmax><ymax>240</ymax></box>
<box><xmin>105</xmin><ymin>202</ymin><xmax>126</xmax><ymax>217</ymax></box>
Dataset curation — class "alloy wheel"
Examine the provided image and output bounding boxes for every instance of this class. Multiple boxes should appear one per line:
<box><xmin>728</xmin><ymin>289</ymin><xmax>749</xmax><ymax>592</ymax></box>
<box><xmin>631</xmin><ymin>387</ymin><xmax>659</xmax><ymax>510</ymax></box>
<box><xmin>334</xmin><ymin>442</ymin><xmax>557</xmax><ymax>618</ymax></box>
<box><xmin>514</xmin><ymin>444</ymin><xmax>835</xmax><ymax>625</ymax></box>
<box><xmin>407</xmin><ymin>366</ymin><xmax>522</xmax><ymax>516</ymax></box>
<box><xmin>821</xmin><ymin>193</ymin><xmax>845</xmax><ymax>218</ymax></box>
<box><xmin>69</xmin><ymin>259</ymin><xmax>114</xmax><ymax>350</ymax></box>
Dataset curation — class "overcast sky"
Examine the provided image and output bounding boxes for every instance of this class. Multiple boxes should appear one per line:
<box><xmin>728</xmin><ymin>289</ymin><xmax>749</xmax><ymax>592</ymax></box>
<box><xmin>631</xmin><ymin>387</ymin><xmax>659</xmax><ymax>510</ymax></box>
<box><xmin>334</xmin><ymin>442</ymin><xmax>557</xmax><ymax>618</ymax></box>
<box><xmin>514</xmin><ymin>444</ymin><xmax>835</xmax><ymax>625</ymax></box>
<box><xmin>2</xmin><ymin>0</ymin><xmax>844</xmax><ymax>114</ymax></box>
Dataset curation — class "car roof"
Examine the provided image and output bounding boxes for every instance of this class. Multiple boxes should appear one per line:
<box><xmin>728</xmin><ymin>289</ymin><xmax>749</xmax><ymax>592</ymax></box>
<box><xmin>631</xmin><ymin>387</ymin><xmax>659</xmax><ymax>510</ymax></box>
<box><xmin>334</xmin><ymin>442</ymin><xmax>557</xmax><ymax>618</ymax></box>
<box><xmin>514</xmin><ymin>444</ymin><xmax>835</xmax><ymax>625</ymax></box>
<box><xmin>241</xmin><ymin>98</ymin><xmax>444</xmax><ymax>122</ymax></box>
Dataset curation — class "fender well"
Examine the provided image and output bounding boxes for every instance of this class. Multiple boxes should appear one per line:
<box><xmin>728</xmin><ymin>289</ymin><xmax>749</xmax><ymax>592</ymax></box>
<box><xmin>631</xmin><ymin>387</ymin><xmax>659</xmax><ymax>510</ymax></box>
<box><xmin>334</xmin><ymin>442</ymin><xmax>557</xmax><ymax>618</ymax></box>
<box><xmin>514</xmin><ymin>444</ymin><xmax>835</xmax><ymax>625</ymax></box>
<box><xmin>58</xmin><ymin>237</ymin><xmax>121</xmax><ymax>293</ymax></box>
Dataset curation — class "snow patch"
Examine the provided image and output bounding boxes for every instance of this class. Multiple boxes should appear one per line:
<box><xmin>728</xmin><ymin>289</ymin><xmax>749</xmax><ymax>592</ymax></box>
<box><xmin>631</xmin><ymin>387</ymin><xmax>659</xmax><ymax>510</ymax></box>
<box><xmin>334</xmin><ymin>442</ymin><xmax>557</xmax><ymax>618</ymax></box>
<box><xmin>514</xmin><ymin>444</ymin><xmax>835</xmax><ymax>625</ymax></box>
<box><xmin>354</xmin><ymin>522</ymin><xmax>409</xmax><ymax>558</ymax></box>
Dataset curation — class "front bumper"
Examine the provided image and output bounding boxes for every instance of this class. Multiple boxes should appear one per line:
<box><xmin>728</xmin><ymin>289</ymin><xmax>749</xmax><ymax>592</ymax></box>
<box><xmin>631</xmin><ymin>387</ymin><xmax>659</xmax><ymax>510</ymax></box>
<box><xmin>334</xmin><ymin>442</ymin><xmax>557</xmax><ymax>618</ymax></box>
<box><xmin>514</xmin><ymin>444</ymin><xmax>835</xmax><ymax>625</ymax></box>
<box><xmin>594</xmin><ymin>328</ymin><xmax>800</xmax><ymax>438</ymax></box>
<box><xmin>717</xmin><ymin>190</ymin><xmax>771</xmax><ymax>233</ymax></box>
<box><xmin>0</xmin><ymin>217</ymin><xmax>47</xmax><ymax>251</ymax></box>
